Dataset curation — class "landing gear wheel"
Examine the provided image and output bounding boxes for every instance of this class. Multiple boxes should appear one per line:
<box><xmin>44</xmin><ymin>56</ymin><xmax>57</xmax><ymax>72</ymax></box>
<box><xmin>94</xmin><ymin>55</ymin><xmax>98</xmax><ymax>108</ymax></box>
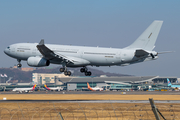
<box><xmin>87</xmin><ymin>71</ymin><xmax>91</xmax><ymax>76</ymax></box>
<box><xmin>67</xmin><ymin>71</ymin><xmax>71</xmax><ymax>76</ymax></box>
<box><xmin>17</xmin><ymin>64</ymin><xmax>22</xmax><ymax>68</ymax></box>
<box><xmin>85</xmin><ymin>71</ymin><xmax>91</xmax><ymax>76</ymax></box>
<box><xmin>85</xmin><ymin>72</ymin><xmax>88</xmax><ymax>76</ymax></box>
<box><xmin>60</xmin><ymin>68</ymin><xmax>65</xmax><ymax>72</ymax></box>
<box><xmin>80</xmin><ymin>68</ymin><xmax>85</xmax><ymax>73</ymax></box>
<box><xmin>64</xmin><ymin>71</ymin><xmax>68</xmax><ymax>76</ymax></box>
<box><xmin>64</xmin><ymin>71</ymin><xmax>71</xmax><ymax>76</ymax></box>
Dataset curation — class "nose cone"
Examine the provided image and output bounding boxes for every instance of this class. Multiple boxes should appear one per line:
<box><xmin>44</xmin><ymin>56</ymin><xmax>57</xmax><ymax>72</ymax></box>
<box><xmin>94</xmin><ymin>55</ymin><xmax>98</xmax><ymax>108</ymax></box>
<box><xmin>4</xmin><ymin>48</ymin><xmax>9</xmax><ymax>55</ymax></box>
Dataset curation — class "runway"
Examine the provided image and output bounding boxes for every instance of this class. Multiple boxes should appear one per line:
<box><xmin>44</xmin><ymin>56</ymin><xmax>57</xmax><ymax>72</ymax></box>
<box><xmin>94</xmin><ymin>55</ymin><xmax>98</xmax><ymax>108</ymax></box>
<box><xmin>0</xmin><ymin>99</ymin><xmax>180</xmax><ymax>103</ymax></box>
<box><xmin>0</xmin><ymin>90</ymin><xmax>180</xmax><ymax>95</ymax></box>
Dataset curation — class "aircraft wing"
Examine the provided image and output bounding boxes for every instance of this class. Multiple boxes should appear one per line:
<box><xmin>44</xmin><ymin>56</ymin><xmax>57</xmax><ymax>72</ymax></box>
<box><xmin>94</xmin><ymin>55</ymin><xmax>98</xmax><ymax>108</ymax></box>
<box><xmin>36</xmin><ymin>39</ymin><xmax>74</xmax><ymax>63</ymax></box>
<box><xmin>37</xmin><ymin>40</ymin><xmax>90</xmax><ymax>66</ymax></box>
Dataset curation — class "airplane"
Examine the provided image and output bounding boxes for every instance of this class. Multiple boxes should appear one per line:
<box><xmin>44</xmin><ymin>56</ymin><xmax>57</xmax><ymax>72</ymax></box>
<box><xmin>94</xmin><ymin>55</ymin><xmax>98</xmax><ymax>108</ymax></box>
<box><xmin>4</xmin><ymin>20</ymin><xmax>164</xmax><ymax>76</ymax></box>
<box><xmin>167</xmin><ymin>78</ymin><xmax>180</xmax><ymax>90</ymax></box>
<box><xmin>12</xmin><ymin>84</ymin><xmax>36</xmax><ymax>93</ymax></box>
<box><xmin>87</xmin><ymin>82</ymin><xmax>103</xmax><ymax>91</ymax></box>
<box><xmin>43</xmin><ymin>84</ymin><xmax>63</xmax><ymax>91</ymax></box>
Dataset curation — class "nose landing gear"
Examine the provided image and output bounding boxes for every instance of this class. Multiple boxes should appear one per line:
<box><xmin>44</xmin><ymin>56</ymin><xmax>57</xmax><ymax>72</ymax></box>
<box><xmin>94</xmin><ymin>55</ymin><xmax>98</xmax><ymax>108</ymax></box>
<box><xmin>17</xmin><ymin>59</ymin><xmax>22</xmax><ymax>68</ymax></box>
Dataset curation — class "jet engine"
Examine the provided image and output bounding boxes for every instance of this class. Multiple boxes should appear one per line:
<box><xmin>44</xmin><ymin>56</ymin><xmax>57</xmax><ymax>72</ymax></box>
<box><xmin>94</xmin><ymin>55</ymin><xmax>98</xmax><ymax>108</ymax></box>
<box><xmin>27</xmin><ymin>57</ymin><xmax>50</xmax><ymax>67</ymax></box>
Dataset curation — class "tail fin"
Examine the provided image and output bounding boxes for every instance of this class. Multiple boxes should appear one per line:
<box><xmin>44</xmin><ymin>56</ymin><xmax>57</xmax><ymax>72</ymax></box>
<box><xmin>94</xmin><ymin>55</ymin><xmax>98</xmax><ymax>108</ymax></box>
<box><xmin>167</xmin><ymin>78</ymin><xmax>172</xmax><ymax>86</ymax></box>
<box><xmin>125</xmin><ymin>20</ymin><xmax>163</xmax><ymax>51</ymax></box>
<box><xmin>87</xmin><ymin>82</ymin><xmax>94</xmax><ymax>91</ymax></box>
<box><xmin>44</xmin><ymin>84</ymin><xmax>50</xmax><ymax>90</ymax></box>
<box><xmin>87</xmin><ymin>83</ymin><xmax>91</xmax><ymax>89</ymax></box>
<box><xmin>32</xmin><ymin>84</ymin><xmax>36</xmax><ymax>90</ymax></box>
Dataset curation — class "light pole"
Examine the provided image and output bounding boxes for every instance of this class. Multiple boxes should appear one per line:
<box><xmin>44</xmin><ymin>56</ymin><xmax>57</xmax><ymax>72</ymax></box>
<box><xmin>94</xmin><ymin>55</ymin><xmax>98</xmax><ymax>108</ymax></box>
<box><xmin>92</xmin><ymin>77</ymin><xmax>94</xmax><ymax>87</ymax></box>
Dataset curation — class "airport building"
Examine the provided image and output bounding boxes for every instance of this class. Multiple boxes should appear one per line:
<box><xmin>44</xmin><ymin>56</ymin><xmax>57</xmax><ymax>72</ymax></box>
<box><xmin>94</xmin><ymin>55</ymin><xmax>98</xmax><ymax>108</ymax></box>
<box><xmin>64</xmin><ymin>76</ymin><xmax>178</xmax><ymax>91</ymax></box>
<box><xmin>0</xmin><ymin>73</ymin><xmax>178</xmax><ymax>91</ymax></box>
<box><xmin>32</xmin><ymin>73</ymin><xmax>69</xmax><ymax>85</ymax></box>
<box><xmin>31</xmin><ymin>73</ymin><xmax>179</xmax><ymax>91</ymax></box>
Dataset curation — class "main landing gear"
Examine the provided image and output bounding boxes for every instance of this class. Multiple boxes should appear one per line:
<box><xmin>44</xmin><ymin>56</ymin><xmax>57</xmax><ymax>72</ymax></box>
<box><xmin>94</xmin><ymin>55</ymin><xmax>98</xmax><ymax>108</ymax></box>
<box><xmin>17</xmin><ymin>59</ymin><xmax>22</xmax><ymax>68</ymax></box>
<box><xmin>60</xmin><ymin>67</ymin><xmax>71</xmax><ymax>76</ymax></box>
<box><xmin>80</xmin><ymin>67</ymin><xmax>92</xmax><ymax>76</ymax></box>
<box><xmin>60</xmin><ymin>66</ymin><xmax>92</xmax><ymax>76</ymax></box>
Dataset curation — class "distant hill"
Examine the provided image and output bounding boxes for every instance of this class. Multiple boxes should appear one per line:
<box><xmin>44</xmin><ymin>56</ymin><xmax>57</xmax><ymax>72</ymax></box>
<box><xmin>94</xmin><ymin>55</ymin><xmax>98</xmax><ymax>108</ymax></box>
<box><xmin>0</xmin><ymin>67</ymin><xmax>130</xmax><ymax>83</ymax></box>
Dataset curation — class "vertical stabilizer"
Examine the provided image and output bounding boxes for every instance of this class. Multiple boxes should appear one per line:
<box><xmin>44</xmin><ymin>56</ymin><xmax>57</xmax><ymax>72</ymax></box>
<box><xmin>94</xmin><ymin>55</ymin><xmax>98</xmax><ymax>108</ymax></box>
<box><xmin>87</xmin><ymin>82</ymin><xmax>94</xmax><ymax>91</ymax></box>
<box><xmin>125</xmin><ymin>21</ymin><xmax>163</xmax><ymax>51</ymax></box>
<box><xmin>32</xmin><ymin>84</ymin><xmax>36</xmax><ymax>90</ymax></box>
<box><xmin>87</xmin><ymin>83</ymin><xmax>90</xmax><ymax>89</ymax></box>
<box><xmin>167</xmin><ymin>78</ymin><xmax>172</xmax><ymax>86</ymax></box>
<box><xmin>44</xmin><ymin>84</ymin><xmax>50</xmax><ymax>90</ymax></box>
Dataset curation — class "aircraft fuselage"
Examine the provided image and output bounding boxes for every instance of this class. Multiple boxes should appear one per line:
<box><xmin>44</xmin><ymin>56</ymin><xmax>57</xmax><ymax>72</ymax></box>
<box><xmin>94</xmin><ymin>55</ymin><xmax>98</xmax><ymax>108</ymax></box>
<box><xmin>5</xmin><ymin>43</ymin><xmax>147</xmax><ymax>67</ymax></box>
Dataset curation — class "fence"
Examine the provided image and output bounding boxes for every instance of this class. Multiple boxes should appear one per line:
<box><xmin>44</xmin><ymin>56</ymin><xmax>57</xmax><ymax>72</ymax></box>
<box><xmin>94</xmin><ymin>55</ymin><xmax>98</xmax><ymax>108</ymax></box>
<box><xmin>0</xmin><ymin>102</ymin><xmax>180</xmax><ymax>120</ymax></box>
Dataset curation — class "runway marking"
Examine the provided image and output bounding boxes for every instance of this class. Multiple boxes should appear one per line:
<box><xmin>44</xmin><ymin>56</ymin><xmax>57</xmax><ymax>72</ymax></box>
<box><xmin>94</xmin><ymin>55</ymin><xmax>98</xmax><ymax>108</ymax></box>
<box><xmin>0</xmin><ymin>94</ymin><xmax>180</xmax><ymax>100</ymax></box>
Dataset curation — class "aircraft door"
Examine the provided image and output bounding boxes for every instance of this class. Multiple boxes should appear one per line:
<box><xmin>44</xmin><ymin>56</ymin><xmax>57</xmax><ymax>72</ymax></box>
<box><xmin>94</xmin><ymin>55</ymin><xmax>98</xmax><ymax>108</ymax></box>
<box><xmin>11</xmin><ymin>47</ymin><xmax>15</xmax><ymax>53</ymax></box>
<box><xmin>116</xmin><ymin>51</ymin><xmax>121</xmax><ymax>60</ymax></box>
<box><xmin>9</xmin><ymin>46</ymin><xmax>16</xmax><ymax>56</ymax></box>
<box><xmin>32</xmin><ymin>46</ymin><xmax>36</xmax><ymax>55</ymax></box>
<box><xmin>79</xmin><ymin>50</ymin><xmax>83</xmax><ymax>58</ymax></box>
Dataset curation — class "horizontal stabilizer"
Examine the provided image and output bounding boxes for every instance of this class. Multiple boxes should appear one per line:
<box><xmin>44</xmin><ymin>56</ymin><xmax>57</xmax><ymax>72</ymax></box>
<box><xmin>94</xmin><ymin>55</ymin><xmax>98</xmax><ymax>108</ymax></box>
<box><xmin>135</xmin><ymin>49</ymin><xmax>149</xmax><ymax>57</ymax></box>
<box><xmin>158</xmin><ymin>51</ymin><xmax>175</xmax><ymax>54</ymax></box>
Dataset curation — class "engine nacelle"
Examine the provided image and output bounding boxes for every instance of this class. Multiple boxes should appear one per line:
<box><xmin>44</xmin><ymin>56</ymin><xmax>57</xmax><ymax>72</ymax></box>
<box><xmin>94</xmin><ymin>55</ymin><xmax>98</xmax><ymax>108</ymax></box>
<box><xmin>27</xmin><ymin>57</ymin><xmax>50</xmax><ymax>67</ymax></box>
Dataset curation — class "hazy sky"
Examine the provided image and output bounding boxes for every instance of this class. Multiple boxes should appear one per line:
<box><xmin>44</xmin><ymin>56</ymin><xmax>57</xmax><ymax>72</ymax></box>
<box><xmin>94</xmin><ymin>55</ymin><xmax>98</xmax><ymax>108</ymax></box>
<box><xmin>0</xmin><ymin>1</ymin><xmax>180</xmax><ymax>77</ymax></box>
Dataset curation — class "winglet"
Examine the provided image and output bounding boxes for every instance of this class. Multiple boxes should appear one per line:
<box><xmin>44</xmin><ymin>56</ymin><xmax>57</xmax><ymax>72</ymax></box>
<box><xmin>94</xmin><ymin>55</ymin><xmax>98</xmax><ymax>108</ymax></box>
<box><xmin>39</xmin><ymin>39</ymin><xmax>44</xmax><ymax>45</ymax></box>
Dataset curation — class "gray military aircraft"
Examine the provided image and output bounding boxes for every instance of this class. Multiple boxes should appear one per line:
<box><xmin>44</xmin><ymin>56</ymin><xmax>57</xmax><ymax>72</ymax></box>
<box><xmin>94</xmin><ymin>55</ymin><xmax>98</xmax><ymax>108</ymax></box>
<box><xmin>4</xmin><ymin>20</ymin><xmax>163</xmax><ymax>76</ymax></box>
